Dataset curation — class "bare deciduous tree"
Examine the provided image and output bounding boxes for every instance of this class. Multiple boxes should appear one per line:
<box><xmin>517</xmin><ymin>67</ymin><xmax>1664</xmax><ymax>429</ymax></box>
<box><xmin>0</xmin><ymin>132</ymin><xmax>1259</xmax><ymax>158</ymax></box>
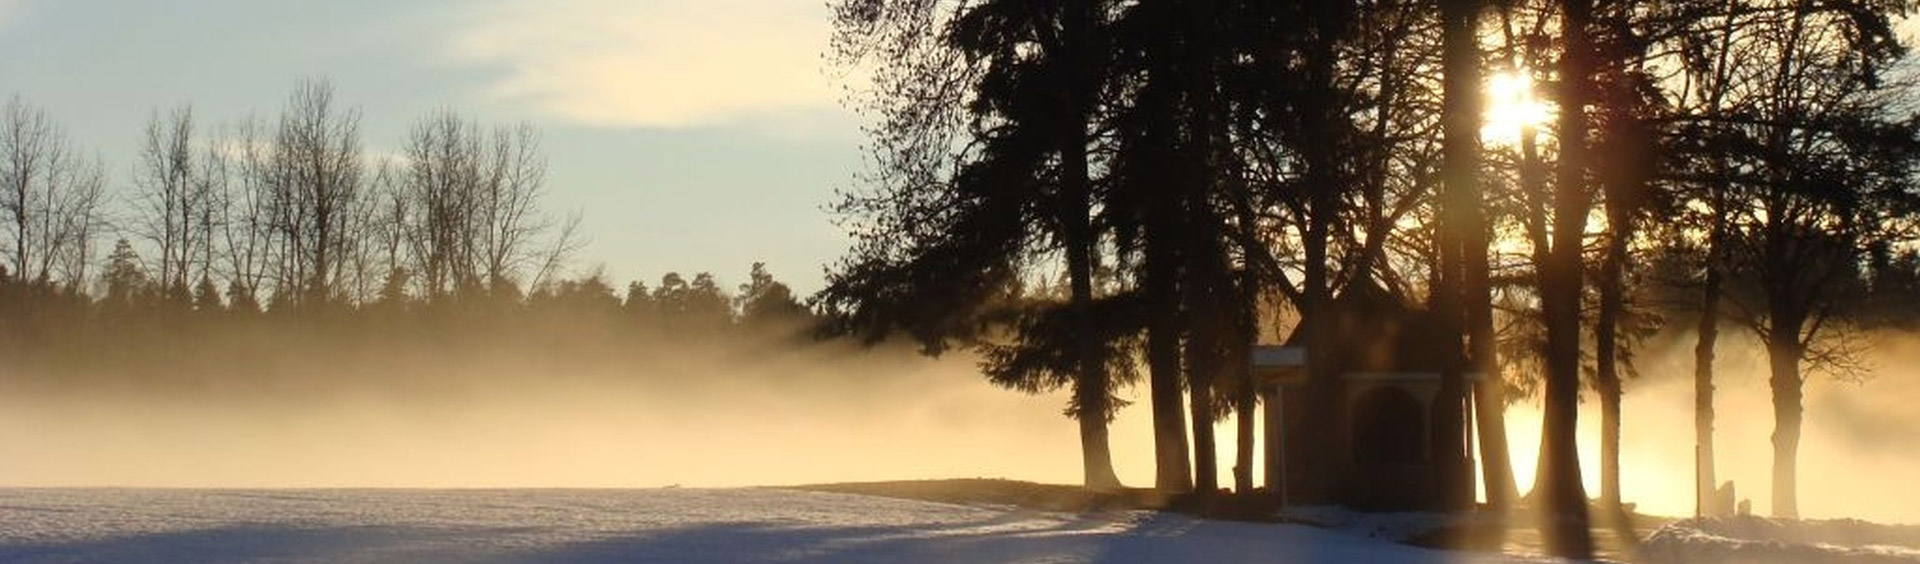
<box><xmin>400</xmin><ymin>111</ymin><xmax>565</xmax><ymax>302</ymax></box>
<box><xmin>219</xmin><ymin>116</ymin><xmax>280</xmax><ymax>310</ymax></box>
<box><xmin>2</xmin><ymin>95</ymin><xmax>107</xmax><ymax>289</ymax></box>
<box><xmin>271</xmin><ymin>80</ymin><xmax>364</xmax><ymax>308</ymax></box>
<box><xmin>134</xmin><ymin>105</ymin><xmax>213</xmax><ymax>302</ymax></box>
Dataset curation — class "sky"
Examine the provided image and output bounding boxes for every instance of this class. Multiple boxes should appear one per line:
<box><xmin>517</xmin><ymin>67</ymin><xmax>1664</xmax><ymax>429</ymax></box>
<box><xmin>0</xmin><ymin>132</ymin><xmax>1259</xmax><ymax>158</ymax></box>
<box><xmin>0</xmin><ymin>0</ymin><xmax>863</xmax><ymax>294</ymax></box>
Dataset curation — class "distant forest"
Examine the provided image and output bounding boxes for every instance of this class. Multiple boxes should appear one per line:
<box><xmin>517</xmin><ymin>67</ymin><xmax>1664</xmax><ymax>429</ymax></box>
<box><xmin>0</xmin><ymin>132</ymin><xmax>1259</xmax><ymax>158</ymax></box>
<box><xmin>0</xmin><ymin>81</ymin><xmax>816</xmax><ymax>391</ymax></box>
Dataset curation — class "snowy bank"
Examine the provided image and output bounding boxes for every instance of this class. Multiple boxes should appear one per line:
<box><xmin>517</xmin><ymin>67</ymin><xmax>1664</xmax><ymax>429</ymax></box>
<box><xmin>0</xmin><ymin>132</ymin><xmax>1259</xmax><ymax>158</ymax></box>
<box><xmin>1643</xmin><ymin>516</ymin><xmax>1920</xmax><ymax>563</ymax></box>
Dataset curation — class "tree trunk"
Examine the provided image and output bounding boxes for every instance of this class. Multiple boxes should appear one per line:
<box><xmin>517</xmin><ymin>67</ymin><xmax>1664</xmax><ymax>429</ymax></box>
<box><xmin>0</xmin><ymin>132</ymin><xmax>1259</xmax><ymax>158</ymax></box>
<box><xmin>1757</xmin><ymin>0</ymin><xmax>1813</xmax><ymax>522</ymax></box>
<box><xmin>1060</xmin><ymin>0</ymin><xmax>1120</xmax><ymax>491</ymax></box>
<box><xmin>1181</xmin><ymin>256</ymin><xmax>1231</xmax><ymax>496</ymax></box>
<box><xmin>1595</xmin><ymin>124</ymin><xmax>1645</xmax><ymax>514</ymax></box>
<box><xmin>1188</xmin><ymin>340</ymin><xmax>1218</xmax><ymax>494</ymax></box>
<box><xmin>1298</xmin><ymin>21</ymin><xmax>1341</xmax><ymax>500</ymax></box>
<box><xmin>1595</xmin><ymin>49</ymin><xmax>1654</xmax><ymax>517</ymax></box>
<box><xmin>1694</xmin><ymin>247</ymin><xmax>1721</xmax><ymax>516</ymax></box>
<box><xmin>1076</xmin><ymin>406</ymin><xmax>1120</xmax><ymax>489</ymax></box>
<box><xmin>1183</xmin><ymin>238</ymin><xmax>1224</xmax><ymax>497</ymax></box>
<box><xmin>1301</xmin><ymin>203</ymin><xmax>1334</xmax><ymax>494</ymax></box>
<box><xmin>1690</xmin><ymin>0</ymin><xmax>1737</xmax><ymax>517</ymax></box>
<box><xmin>1232</xmin><ymin>254</ymin><xmax>1258</xmax><ymax>494</ymax></box>
<box><xmin>1435</xmin><ymin>0</ymin><xmax>1480</xmax><ymax>510</ymax></box>
<box><xmin>1182</xmin><ymin>0</ymin><xmax>1222</xmax><ymax>497</ymax></box>
<box><xmin>1063</xmin><ymin>122</ymin><xmax>1121</xmax><ymax>490</ymax></box>
<box><xmin>1540</xmin><ymin>0</ymin><xmax>1595</xmax><ymax>555</ymax></box>
<box><xmin>1473</xmin><ymin>121</ymin><xmax>1542</xmax><ymax>512</ymax></box>
<box><xmin>1147</xmin><ymin>226</ymin><xmax>1194</xmax><ymax>493</ymax></box>
<box><xmin>1766</xmin><ymin>317</ymin><xmax>1803</xmax><ymax>518</ymax></box>
<box><xmin>1596</xmin><ymin>226</ymin><xmax>1625</xmax><ymax>511</ymax></box>
<box><xmin>1471</xmin><ymin>353</ymin><xmax>1519</xmax><ymax>506</ymax></box>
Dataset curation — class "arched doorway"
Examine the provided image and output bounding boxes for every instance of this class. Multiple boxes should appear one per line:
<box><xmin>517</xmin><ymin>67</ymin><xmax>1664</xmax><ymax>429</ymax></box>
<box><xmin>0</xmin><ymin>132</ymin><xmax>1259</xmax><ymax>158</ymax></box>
<box><xmin>1351</xmin><ymin>385</ymin><xmax>1425</xmax><ymax>465</ymax></box>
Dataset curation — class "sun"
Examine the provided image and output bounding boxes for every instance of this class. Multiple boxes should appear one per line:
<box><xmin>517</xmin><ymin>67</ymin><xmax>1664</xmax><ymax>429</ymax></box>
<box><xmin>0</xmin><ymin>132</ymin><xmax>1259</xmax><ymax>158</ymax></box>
<box><xmin>1483</xmin><ymin>69</ymin><xmax>1552</xmax><ymax>146</ymax></box>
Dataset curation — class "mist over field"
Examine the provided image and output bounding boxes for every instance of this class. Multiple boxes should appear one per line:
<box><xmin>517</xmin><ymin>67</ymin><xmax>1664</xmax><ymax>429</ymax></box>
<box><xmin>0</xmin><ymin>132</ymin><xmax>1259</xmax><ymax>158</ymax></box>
<box><xmin>0</xmin><ymin>335</ymin><xmax>1084</xmax><ymax>489</ymax></box>
<box><xmin>1596</xmin><ymin>330</ymin><xmax>1920</xmax><ymax>524</ymax></box>
<box><xmin>4</xmin><ymin>324</ymin><xmax>1915</xmax><ymax>525</ymax></box>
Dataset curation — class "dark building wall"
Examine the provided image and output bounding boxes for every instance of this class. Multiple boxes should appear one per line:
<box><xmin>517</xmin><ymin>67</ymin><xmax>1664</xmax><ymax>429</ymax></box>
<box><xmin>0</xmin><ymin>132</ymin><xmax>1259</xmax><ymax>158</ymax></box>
<box><xmin>1273</xmin><ymin>282</ymin><xmax>1463</xmax><ymax>510</ymax></box>
<box><xmin>1279</xmin><ymin>379</ymin><xmax>1448</xmax><ymax>511</ymax></box>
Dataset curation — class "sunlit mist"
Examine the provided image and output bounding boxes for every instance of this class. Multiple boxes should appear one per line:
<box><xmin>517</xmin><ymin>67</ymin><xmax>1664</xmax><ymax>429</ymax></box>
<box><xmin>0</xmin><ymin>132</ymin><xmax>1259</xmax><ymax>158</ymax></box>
<box><xmin>1476</xmin><ymin>330</ymin><xmax>1920</xmax><ymax>525</ymax></box>
<box><xmin>0</xmin><ymin>340</ymin><xmax>1087</xmax><ymax>489</ymax></box>
<box><xmin>10</xmin><ymin>323</ymin><xmax>1916</xmax><ymax>526</ymax></box>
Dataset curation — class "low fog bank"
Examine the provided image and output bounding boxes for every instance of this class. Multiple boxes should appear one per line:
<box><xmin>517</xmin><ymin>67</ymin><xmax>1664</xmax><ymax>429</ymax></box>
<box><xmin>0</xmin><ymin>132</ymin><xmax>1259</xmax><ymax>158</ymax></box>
<box><xmin>3</xmin><ymin>321</ymin><xmax>1915</xmax><ymax>525</ymax></box>
<box><xmin>0</xmin><ymin>331</ymin><xmax>1096</xmax><ymax>489</ymax></box>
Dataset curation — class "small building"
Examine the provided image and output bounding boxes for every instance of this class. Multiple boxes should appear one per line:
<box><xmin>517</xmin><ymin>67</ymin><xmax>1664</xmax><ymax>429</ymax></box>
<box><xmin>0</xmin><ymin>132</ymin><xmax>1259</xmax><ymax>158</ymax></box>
<box><xmin>1254</xmin><ymin>281</ymin><xmax>1476</xmax><ymax>511</ymax></box>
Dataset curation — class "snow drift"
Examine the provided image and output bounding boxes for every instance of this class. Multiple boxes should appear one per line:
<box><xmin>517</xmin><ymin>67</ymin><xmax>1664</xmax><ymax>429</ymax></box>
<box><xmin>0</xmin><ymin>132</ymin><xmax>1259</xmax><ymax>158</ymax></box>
<box><xmin>1643</xmin><ymin>516</ymin><xmax>1920</xmax><ymax>563</ymax></box>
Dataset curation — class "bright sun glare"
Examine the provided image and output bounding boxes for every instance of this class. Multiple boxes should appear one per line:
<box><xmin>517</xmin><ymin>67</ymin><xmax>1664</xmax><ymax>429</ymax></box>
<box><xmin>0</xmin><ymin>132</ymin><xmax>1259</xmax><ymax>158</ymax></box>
<box><xmin>1483</xmin><ymin>70</ymin><xmax>1551</xmax><ymax>145</ymax></box>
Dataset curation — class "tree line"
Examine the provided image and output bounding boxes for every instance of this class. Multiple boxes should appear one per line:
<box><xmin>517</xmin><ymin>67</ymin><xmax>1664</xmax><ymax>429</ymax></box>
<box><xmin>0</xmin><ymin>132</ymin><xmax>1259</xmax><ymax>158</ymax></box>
<box><xmin>822</xmin><ymin>0</ymin><xmax>1920</xmax><ymax>557</ymax></box>
<box><xmin>1</xmin><ymin>81</ymin><xmax>815</xmax><ymax>386</ymax></box>
<box><xmin>3</xmin><ymin>80</ymin><xmax>582</xmax><ymax>310</ymax></box>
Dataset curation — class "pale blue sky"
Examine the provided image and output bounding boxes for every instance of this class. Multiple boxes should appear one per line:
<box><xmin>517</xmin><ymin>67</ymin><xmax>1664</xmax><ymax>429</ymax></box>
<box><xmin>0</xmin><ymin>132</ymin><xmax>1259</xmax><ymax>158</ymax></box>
<box><xmin>0</xmin><ymin>0</ymin><xmax>863</xmax><ymax>294</ymax></box>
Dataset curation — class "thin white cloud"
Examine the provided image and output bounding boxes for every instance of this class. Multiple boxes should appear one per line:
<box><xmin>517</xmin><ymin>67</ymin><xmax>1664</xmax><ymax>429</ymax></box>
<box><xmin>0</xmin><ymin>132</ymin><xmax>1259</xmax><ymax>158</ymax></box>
<box><xmin>444</xmin><ymin>0</ymin><xmax>840</xmax><ymax>129</ymax></box>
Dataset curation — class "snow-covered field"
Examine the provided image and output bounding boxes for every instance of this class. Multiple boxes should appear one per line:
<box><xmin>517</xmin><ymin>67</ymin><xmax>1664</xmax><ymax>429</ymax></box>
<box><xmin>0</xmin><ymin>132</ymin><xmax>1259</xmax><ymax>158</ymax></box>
<box><xmin>0</xmin><ymin>488</ymin><xmax>1558</xmax><ymax>563</ymax></box>
<box><xmin>10</xmin><ymin>487</ymin><xmax>1918</xmax><ymax>563</ymax></box>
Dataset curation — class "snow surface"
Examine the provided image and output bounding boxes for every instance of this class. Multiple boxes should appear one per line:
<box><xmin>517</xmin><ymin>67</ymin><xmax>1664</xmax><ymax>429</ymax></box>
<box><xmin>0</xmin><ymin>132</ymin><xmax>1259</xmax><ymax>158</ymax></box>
<box><xmin>0</xmin><ymin>488</ymin><xmax>1565</xmax><ymax>563</ymax></box>
<box><xmin>1278</xmin><ymin>505</ymin><xmax>1506</xmax><ymax>544</ymax></box>
<box><xmin>1643</xmin><ymin>516</ymin><xmax>1920</xmax><ymax>564</ymax></box>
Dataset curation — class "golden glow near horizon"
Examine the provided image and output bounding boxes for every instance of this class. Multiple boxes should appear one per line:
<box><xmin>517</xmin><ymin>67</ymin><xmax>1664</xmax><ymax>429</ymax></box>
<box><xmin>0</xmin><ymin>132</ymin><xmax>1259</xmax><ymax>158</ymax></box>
<box><xmin>1483</xmin><ymin>70</ymin><xmax>1552</xmax><ymax>146</ymax></box>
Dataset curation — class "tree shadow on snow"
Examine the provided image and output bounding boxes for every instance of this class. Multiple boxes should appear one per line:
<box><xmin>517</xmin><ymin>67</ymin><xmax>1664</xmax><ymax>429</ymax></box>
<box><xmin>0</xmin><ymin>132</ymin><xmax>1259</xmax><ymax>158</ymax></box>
<box><xmin>518</xmin><ymin>511</ymin><xmax>1469</xmax><ymax>564</ymax></box>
